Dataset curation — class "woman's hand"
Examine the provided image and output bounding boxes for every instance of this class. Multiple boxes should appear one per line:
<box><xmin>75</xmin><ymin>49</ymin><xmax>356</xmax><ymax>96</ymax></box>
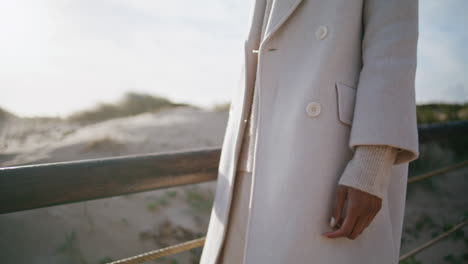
<box><xmin>321</xmin><ymin>184</ymin><xmax>382</xmax><ymax>240</ymax></box>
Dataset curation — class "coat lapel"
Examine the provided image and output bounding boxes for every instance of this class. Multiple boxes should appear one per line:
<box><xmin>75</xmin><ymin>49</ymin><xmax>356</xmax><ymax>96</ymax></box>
<box><xmin>260</xmin><ymin>0</ymin><xmax>304</xmax><ymax>48</ymax></box>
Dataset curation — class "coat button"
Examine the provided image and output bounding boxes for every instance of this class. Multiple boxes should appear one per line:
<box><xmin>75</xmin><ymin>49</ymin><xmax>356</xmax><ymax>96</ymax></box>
<box><xmin>306</xmin><ymin>102</ymin><xmax>321</xmax><ymax>117</ymax></box>
<box><xmin>315</xmin><ymin>25</ymin><xmax>328</xmax><ymax>40</ymax></box>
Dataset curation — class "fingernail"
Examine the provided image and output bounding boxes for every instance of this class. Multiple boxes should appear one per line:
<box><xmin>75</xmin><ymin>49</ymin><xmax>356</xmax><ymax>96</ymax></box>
<box><xmin>329</xmin><ymin>216</ymin><xmax>336</xmax><ymax>228</ymax></box>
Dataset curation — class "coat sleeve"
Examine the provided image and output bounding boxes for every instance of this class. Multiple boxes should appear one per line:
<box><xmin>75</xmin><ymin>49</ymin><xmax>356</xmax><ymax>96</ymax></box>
<box><xmin>349</xmin><ymin>0</ymin><xmax>420</xmax><ymax>165</ymax></box>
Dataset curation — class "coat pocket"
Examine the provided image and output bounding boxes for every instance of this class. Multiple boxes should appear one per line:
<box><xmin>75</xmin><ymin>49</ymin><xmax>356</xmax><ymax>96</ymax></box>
<box><xmin>335</xmin><ymin>81</ymin><xmax>357</xmax><ymax>126</ymax></box>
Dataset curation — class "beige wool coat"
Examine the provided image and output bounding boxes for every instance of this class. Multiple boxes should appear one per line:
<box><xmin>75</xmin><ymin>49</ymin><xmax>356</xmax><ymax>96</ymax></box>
<box><xmin>200</xmin><ymin>0</ymin><xmax>419</xmax><ymax>263</ymax></box>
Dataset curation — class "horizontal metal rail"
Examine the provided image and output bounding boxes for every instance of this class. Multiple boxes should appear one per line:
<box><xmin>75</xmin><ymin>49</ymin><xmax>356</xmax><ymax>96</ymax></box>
<box><xmin>0</xmin><ymin>120</ymin><xmax>467</xmax><ymax>214</ymax></box>
<box><xmin>0</xmin><ymin>148</ymin><xmax>220</xmax><ymax>214</ymax></box>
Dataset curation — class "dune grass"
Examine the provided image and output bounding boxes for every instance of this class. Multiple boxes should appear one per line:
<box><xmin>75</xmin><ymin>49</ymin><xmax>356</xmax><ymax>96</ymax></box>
<box><xmin>416</xmin><ymin>102</ymin><xmax>468</xmax><ymax>124</ymax></box>
<box><xmin>210</xmin><ymin>102</ymin><xmax>231</xmax><ymax>112</ymax></box>
<box><xmin>67</xmin><ymin>92</ymin><xmax>193</xmax><ymax>124</ymax></box>
<box><xmin>0</xmin><ymin>107</ymin><xmax>16</xmax><ymax>121</ymax></box>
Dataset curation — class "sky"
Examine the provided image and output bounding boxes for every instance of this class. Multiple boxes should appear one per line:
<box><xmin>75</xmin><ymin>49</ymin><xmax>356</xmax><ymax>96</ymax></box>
<box><xmin>0</xmin><ymin>0</ymin><xmax>467</xmax><ymax>117</ymax></box>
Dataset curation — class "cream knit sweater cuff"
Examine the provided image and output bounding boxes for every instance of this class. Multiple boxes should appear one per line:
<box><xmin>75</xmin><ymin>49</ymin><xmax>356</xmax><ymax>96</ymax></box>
<box><xmin>338</xmin><ymin>145</ymin><xmax>398</xmax><ymax>200</ymax></box>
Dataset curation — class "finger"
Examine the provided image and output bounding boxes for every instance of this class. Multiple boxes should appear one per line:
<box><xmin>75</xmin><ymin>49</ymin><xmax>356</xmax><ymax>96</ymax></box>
<box><xmin>349</xmin><ymin>216</ymin><xmax>366</xmax><ymax>239</ymax></box>
<box><xmin>363</xmin><ymin>206</ymin><xmax>380</xmax><ymax>229</ymax></box>
<box><xmin>330</xmin><ymin>185</ymin><xmax>347</xmax><ymax>228</ymax></box>
<box><xmin>356</xmin><ymin>201</ymin><xmax>381</xmax><ymax>236</ymax></box>
<box><xmin>360</xmin><ymin>214</ymin><xmax>372</xmax><ymax>232</ymax></box>
<box><xmin>323</xmin><ymin>206</ymin><xmax>358</xmax><ymax>238</ymax></box>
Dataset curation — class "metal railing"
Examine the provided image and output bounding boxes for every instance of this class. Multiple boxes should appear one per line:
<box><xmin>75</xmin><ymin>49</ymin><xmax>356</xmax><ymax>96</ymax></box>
<box><xmin>0</xmin><ymin>148</ymin><xmax>220</xmax><ymax>214</ymax></box>
<box><xmin>1</xmin><ymin>120</ymin><xmax>467</xmax><ymax>263</ymax></box>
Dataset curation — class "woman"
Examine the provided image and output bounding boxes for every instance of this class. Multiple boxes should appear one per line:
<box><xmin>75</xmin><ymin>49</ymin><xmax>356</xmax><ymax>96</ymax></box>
<box><xmin>201</xmin><ymin>0</ymin><xmax>419</xmax><ymax>263</ymax></box>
